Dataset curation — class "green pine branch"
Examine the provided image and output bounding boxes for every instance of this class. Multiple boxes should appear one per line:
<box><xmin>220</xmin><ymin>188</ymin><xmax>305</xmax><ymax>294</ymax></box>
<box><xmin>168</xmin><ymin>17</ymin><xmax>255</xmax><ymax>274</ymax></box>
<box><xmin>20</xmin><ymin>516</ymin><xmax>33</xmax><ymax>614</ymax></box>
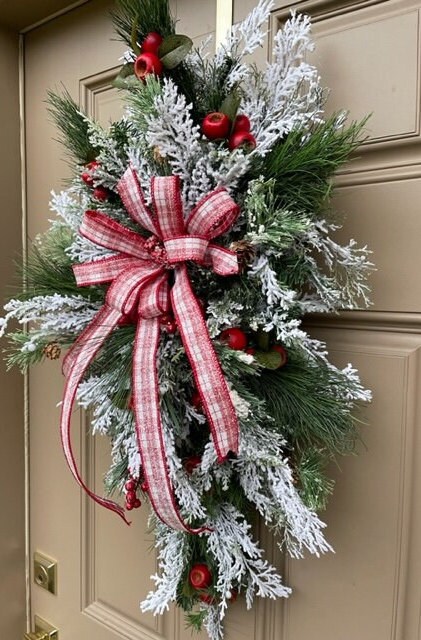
<box><xmin>17</xmin><ymin>227</ymin><xmax>102</xmax><ymax>303</ymax></box>
<box><xmin>260</xmin><ymin>115</ymin><xmax>369</xmax><ymax>217</ymax></box>
<box><xmin>296</xmin><ymin>447</ymin><xmax>335</xmax><ymax>511</ymax></box>
<box><xmin>247</xmin><ymin>353</ymin><xmax>360</xmax><ymax>455</ymax></box>
<box><xmin>111</xmin><ymin>0</ymin><xmax>175</xmax><ymax>47</ymax></box>
<box><xmin>47</xmin><ymin>89</ymin><xmax>99</xmax><ymax>164</ymax></box>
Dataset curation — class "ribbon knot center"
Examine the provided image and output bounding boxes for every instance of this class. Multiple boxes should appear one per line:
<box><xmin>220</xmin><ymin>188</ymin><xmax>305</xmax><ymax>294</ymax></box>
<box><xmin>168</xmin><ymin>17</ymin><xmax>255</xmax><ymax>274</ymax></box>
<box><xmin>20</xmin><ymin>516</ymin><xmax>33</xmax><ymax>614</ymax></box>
<box><xmin>144</xmin><ymin>235</ymin><xmax>171</xmax><ymax>267</ymax></box>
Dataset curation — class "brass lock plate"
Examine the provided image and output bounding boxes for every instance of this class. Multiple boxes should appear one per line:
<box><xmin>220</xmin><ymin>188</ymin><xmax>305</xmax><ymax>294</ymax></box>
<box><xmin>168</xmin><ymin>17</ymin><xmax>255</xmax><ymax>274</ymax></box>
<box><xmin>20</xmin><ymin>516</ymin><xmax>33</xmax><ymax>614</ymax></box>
<box><xmin>35</xmin><ymin>615</ymin><xmax>59</xmax><ymax>640</ymax></box>
<box><xmin>33</xmin><ymin>553</ymin><xmax>57</xmax><ymax>595</ymax></box>
<box><xmin>23</xmin><ymin>616</ymin><xmax>59</xmax><ymax>640</ymax></box>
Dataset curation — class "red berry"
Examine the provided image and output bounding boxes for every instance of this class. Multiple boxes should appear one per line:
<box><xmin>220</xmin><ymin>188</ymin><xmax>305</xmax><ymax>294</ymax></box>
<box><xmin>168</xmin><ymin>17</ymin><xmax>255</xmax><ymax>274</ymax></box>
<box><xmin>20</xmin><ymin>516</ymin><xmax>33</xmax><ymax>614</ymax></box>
<box><xmin>159</xmin><ymin>313</ymin><xmax>173</xmax><ymax>325</ymax></box>
<box><xmin>185</xmin><ymin>455</ymin><xmax>201</xmax><ymax>475</ymax></box>
<box><xmin>126</xmin><ymin>503</ymin><xmax>134</xmax><ymax>511</ymax></box>
<box><xmin>220</xmin><ymin>328</ymin><xmax>248</xmax><ymax>351</ymax></box>
<box><xmin>93</xmin><ymin>186</ymin><xmax>109</xmax><ymax>201</ymax></box>
<box><xmin>133</xmin><ymin>498</ymin><xmax>142</xmax><ymax>509</ymax></box>
<box><xmin>191</xmin><ymin>390</ymin><xmax>202</xmax><ymax>411</ymax></box>
<box><xmin>125</xmin><ymin>479</ymin><xmax>137</xmax><ymax>491</ymax></box>
<box><xmin>271</xmin><ymin>345</ymin><xmax>288</xmax><ymax>368</ymax></box>
<box><xmin>233</xmin><ymin>114</ymin><xmax>251</xmax><ymax>133</ymax></box>
<box><xmin>202</xmin><ymin>112</ymin><xmax>231</xmax><ymax>140</ymax></box>
<box><xmin>228</xmin><ymin>131</ymin><xmax>256</xmax><ymax>152</ymax></box>
<box><xmin>81</xmin><ymin>160</ymin><xmax>99</xmax><ymax>187</ymax></box>
<box><xmin>189</xmin><ymin>564</ymin><xmax>212</xmax><ymax>590</ymax></box>
<box><xmin>199</xmin><ymin>593</ymin><xmax>216</xmax><ymax>605</ymax></box>
<box><xmin>245</xmin><ymin>347</ymin><xmax>256</xmax><ymax>355</ymax></box>
<box><xmin>134</xmin><ymin>52</ymin><xmax>163</xmax><ymax>80</ymax></box>
<box><xmin>126</xmin><ymin>490</ymin><xmax>137</xmax><ymax>504</ymax></box>
<box><xmin>142</xmin><ymin>32</ymin><xmax>163</xmax><ymax>54</ymax></box>
<box><xmin>141</xmin><ymin>481</ymin><xmax>149</xmax><ymax>492</ymax></box>
<box><xmin>228</xmin><ymin>589</ymin><xmax>238</xmax><ymax>602</ymax></box>
<box><xmin>164</xmin><ymin>320</ymin><xmax>177</xmax><ymax>334</ymax></box>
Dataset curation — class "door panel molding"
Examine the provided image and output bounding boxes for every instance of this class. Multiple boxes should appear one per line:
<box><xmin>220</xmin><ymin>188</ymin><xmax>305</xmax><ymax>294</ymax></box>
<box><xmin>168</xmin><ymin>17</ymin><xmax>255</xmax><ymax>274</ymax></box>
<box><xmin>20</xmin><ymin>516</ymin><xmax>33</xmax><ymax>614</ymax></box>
<box><xmin>81</xmin><ymin>425</ymin><xmax>165</xmax><ymax>639</ymax></box>
<box><xmin>273</xmin><ymin>2</ymin><xmax>421</xmax><ymax>177</ymax></box>
<box><xmin>279</xmin><ymin>330</ymin><xmax>421</xmax><ymax>639</ymax></box>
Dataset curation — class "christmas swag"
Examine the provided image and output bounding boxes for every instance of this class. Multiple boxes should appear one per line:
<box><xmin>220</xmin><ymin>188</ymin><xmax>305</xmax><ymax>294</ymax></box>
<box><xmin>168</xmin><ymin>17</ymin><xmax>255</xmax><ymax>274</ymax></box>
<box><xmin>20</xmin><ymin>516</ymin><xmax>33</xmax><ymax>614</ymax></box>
<box><xmin>1</xmin><ymin>1</ymin><xmax>373</xmax><ymax>637</ymax></box>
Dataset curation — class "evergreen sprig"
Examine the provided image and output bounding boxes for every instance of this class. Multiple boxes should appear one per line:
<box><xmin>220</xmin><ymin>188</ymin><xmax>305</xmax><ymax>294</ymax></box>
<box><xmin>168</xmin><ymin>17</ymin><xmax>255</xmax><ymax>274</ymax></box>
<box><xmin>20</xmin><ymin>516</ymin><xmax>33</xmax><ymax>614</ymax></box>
<box><xmin>261</xmin><ymin>115</ymin><xmax>369</xmax><ymax>217</ymax></box>
<box><xmin>296</xmin><ymin>447</ymin><xmax>335</xmax><ymax>511</ymax></box>
<box><xmin>47</xmin><ymin>89</ymin><xmax>98</xmax><ymax>164</ymax></box>
<box><xmin>111</xmin><ymin>0</ymin><xmax>175</xmax><ymax>47</ymax></box>
<box><xmin>247</xmin><ymin>354</ymin><xmax>359</xmax><ymax>455</ymax></box>
<box><xmin>18</xmin><ymin>227</ymin><xmax>102</xmax><ymax>303</ymax></box>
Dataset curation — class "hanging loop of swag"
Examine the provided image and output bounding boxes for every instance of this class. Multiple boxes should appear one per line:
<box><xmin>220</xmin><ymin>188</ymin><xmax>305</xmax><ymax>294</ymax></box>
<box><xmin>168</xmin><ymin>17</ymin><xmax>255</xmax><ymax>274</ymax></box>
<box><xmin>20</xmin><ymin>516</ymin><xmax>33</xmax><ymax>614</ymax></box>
<box><xmin>60</xmin><ymin>166</ymin><xmax>241</xmax><ymax>531</ymax></box>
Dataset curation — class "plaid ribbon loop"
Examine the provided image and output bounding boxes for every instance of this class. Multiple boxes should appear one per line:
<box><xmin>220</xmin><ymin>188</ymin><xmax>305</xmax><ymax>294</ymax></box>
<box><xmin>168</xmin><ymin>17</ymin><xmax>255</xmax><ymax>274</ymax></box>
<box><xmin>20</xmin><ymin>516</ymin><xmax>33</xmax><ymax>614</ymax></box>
<box><xmin>60</xmin><ymin>167</ymin><xmax>241</xmax><ymax>532</ymax></box>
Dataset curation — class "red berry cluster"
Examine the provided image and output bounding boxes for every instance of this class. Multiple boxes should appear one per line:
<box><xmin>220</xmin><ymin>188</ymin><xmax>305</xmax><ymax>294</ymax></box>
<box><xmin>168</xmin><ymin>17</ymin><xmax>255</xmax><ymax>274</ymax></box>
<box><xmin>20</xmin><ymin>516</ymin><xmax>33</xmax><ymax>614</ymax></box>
<box><xmin>159</xmin><ymin>313</ymin><xmax>177</xmax><ymax>334</ymax></box>
<box><xmin>124</xmin><ymin>476</ymin><xmax>141</xmax><ymax>511</ymax></box>
<box><xmin>124</xmin><ymin>473</ymin><xmax>149</xmax><ymax>511</ymax></box>
<box><xmin>134</xmin><ymin>32</ymin><xmax>164</xmax><ymax>81</ymax></box>
<box><xmin>220</xmin><ymin>327</ymin><xmax>288</xmax><ymax>368</ymax></box>
<box><xmin>81</xmin><ymin>160</ymin><xmax>110</xmax><ymax>202</ymax></box>
<box><xmin>188</xmin><ymin>563</ymin><xmax>238</xmax><ymax>605</ymax></box>
<box><xmin>201</xmin><ymin>112</ymin><xmax>256</xmax><ymax>152</ymax></box>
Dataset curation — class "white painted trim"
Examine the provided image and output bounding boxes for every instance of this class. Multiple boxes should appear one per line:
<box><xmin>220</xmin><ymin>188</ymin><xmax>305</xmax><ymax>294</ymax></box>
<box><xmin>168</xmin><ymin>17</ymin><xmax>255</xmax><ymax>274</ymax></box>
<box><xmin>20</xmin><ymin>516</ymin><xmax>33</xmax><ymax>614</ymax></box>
<box><xmin>215</xmin><ymin>0</ymin><xmax>233</xmax><ymax>48</ymax></box>
<box><xmin>18</xmin><ymin>31</ymin><xmax>31</xmax><ymax>634</ymax></box>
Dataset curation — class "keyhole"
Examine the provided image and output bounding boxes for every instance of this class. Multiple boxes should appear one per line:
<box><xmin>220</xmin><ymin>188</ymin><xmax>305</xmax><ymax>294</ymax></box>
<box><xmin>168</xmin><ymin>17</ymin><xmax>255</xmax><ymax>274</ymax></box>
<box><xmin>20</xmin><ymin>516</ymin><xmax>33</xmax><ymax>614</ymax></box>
<box><xmin>35</xmin><ymin>565</ymin><xmax>48</xmax><ymax>586</ymax></box>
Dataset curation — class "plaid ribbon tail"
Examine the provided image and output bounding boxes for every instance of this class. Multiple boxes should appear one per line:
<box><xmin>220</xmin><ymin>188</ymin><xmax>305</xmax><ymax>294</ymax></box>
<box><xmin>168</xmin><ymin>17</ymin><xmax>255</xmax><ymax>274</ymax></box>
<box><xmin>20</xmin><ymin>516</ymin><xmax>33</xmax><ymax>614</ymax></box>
<box><xmin>172</xmin><ymin>265</ymin><xmax>239</xmax><ymax>461</ymax></box>
<box><xmin>133</xmin><ymin>316</ymin><xmax>208</xmax><ymax>533</ymax></box>
<box><xmin>60</xmin><ymin>306</ymin><xmax>130</xmax><ymax>524</ymax></box>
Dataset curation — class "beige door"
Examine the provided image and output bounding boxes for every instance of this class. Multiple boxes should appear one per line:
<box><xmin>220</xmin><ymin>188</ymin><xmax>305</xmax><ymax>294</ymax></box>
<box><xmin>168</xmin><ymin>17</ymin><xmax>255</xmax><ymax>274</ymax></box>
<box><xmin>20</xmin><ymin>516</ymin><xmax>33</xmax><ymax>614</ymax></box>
<box><xmin>24</xmin><ymin>0</ymin><xmax>421</xmax><ymax>639</ymax></box>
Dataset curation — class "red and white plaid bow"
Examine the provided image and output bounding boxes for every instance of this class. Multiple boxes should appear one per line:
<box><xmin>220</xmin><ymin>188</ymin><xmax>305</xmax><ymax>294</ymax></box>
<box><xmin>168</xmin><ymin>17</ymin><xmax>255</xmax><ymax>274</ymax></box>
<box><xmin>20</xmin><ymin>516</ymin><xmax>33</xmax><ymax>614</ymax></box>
<box><xmin>61</xmin><ymin>167</ymin><xmax>241</xmax><ymax>531</ymax></box>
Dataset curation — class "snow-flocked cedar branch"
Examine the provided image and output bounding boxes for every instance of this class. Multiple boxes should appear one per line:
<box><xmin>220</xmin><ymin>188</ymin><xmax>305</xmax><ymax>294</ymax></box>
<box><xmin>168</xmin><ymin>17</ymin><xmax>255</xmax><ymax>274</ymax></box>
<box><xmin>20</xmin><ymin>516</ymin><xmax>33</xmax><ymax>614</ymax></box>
<box><xmin>0</xmin><ymin>1</ymin><xmax>373</xmax><ymax>638</ymax></box>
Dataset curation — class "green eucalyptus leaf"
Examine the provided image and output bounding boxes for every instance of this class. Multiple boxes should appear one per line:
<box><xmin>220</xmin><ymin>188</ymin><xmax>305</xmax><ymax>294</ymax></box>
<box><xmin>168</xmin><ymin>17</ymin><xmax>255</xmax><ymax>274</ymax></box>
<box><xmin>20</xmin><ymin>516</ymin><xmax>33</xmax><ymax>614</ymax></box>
<box><xmin>256</xmin><ymin>329</ymin><xmax>270</xmax><ymax>351</ymax></box>
<box><xmin>158</xmin><ymin>34</ymin><xmax>193</xmax><ymax>69</ymax></box>
<box><xmin>112</xmin><ymin>74</ymin><xmax>140</xmax><ymax>90</ymax></box>
<box><xmin>220</xmin><ymin>92</ymin><xmax>241</xmax><ymax>122</ymax></box>
<box><xmin>254</xmin><ymin>349</ymin><xmax>283</xmax><ymax>370</ymax></box>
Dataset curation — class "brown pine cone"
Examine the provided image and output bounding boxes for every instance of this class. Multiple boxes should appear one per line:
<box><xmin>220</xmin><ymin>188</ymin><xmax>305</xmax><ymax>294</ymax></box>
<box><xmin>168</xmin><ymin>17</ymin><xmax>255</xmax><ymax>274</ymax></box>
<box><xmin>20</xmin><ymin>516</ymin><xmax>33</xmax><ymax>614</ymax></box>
<box><xmin>43</xmin><ymin>342</ymin><xmax>61</xmax><ymax>360</ymax></box>
<box><xmin>230</xmin><ymin>239</ymin><xmax>256</xmax><ymax>271</ymax></box>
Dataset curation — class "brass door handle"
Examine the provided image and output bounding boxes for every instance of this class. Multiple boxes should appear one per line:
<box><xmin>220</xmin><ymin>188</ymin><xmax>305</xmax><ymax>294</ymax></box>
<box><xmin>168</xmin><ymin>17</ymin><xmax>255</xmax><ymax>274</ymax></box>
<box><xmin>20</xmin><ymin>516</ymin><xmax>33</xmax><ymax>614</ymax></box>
<box><xmin>24</xmin><ymin>616</ymin><xmax>58</xmax><ymax>640</ymax></box>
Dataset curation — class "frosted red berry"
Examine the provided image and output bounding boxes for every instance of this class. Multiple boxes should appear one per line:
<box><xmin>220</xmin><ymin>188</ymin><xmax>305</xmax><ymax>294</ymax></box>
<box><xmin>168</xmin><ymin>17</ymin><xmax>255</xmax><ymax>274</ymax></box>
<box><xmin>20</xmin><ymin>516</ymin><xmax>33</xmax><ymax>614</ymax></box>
<box><xmin>228</xmin><ymin>131</ymin><xmax>256</xmax><ymax>152</ymax></box>
<box><xmin>134</xmin><ymin>52</ymin><xmax>163</xmax><ymax>80</ymax></box>
<box><xmin>189</xmin><ymin>563</ymin><xmax>212</xmax><ymax>589</ymax></box>
<box><xmin>141</xmin><ymin>481</ymin><xmax>149</xmax><ymax>492</ymax></box>
<box><xmin>93</xmin><ymin>186</ymin><xmax>109</xmax><ymax>201</ymax></box>
<box><xmin>164</xmin><ymin>320</ymin><xmax>177</xmax><ymax>334</ymax></box>
<box><xmin>141</xmin><ymin>32</ymin><xmax>163</xmax><ymax>54</ymax></box>
<box><xmin>81</xmin><ymin>160</ymin><xmax>99</xmax><ymax>187</ymax></box>
<box><xmin>220</xmin><ymin>327</ymin><xmax>248</xmax><ymax>350</ymax></box>
<box><xmin>184</xmin><ymin>455</ymin><xmax>201</xmax><ymax>475</ymax></box>
<box><xmin>125</xmin><ymin>479</ymin><xmax>137</xmax><ymax>491</ymax></box>
<box><xmin>133</xmin><ymin>498</ymin><xmax>142</xmax><ymax>509</ymax></box>
<box><xmin>202</xmin><ymin>112</ymin><xmax>231</xmax><ymax>140</ymax></box>
<box><xmin>199</xmin><ymin>593</ymin><xmax>216</xmax><ymax>605</ymax></box>
<box><xmin>233</xmin><ymin>114</ymin><xmax>251</xmax><ymax>133</ymax></box>
<box><xmin>126</xmin><ymin>490</ymin><xmax>137</xmax><ymax>504</ymax></box>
